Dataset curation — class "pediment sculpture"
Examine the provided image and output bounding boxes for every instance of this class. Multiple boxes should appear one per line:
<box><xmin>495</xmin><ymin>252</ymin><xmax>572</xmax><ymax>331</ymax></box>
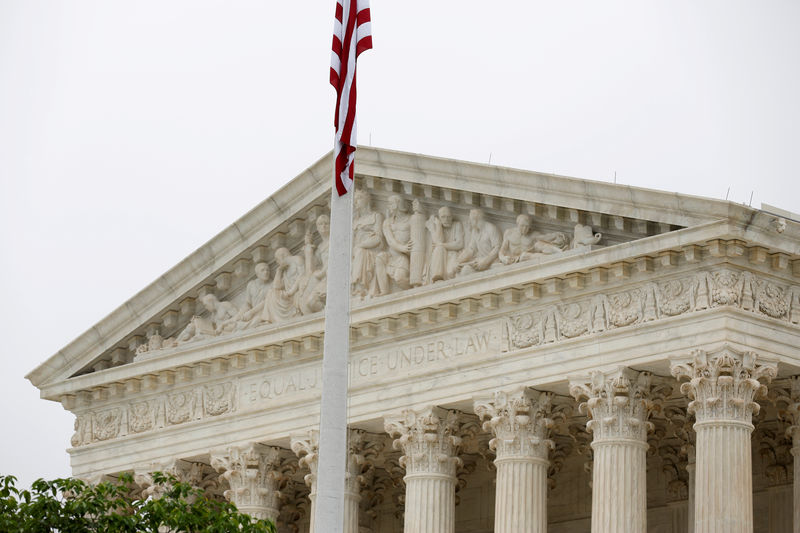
<box><xmin>134</xmin><ymin>188</ymin><xmax>605</xmax><ymax>358</ymax></box>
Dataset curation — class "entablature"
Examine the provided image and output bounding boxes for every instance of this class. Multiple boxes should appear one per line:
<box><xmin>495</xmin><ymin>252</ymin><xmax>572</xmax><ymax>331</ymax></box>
<box><xmin>57</xmin><ymin>233</ymin><xmax>800</xmax><ymax>455</ymax></box>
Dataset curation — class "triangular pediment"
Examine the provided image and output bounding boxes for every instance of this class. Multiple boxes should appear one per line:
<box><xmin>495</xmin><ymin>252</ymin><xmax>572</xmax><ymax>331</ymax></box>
<box><xmin>27</xmin><ymin>147</ymin><xmax>797</xmax><ymax>395</ymax></box>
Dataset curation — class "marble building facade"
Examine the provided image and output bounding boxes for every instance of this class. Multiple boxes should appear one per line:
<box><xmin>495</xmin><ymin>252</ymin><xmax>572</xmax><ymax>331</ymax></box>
<box><xmin>27</xmin><ymin>148</ymin><xmax>800</xmax><ymax>532</ymax></box>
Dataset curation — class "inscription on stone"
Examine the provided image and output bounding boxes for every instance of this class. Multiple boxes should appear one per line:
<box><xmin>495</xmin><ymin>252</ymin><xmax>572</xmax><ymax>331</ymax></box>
<box><xmin>241</xmin><ymin>367</ymin><xmax>321</xmax><ymax>407</ymax></box>
<box><xmin>352</xmin><ymin>321</ymin><xmax>508</xmax><ymax>380</ymax></box>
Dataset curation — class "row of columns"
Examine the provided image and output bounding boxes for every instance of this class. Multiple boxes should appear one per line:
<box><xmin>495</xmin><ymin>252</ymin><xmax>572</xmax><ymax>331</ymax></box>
<box><xmin>138</xmin><ymin>345</ymin><xmax>791</xmax><ymax>533</ymax></box>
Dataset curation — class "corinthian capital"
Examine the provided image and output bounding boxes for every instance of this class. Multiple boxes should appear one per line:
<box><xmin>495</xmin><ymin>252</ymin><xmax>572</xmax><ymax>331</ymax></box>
<box><xmin>670</xmin><ymin>345</ymin><xmax>777</xmax><ymax>425</ymax></box>
<box><xmin>569</xmin><ymin>367</ymin><xmax>657</xmax><ymax>442</ymax></box>
<box><xmin>473</xmin><ymin>388</ymin><xmax>555</xmax><ymax>459</ymax></box>
<box><xmin>290</xmin><ymin>430</ymin><xmax>319</xmax><ymax>490</ymax></box>
<box><xmin>384</xmin><ymin>406</ymin><xmax>465</xmax><ymax>477</ymax></box>
<box><xmin>210</xmin><ymin>443</ymin><xmax>284</xmax><ymax>520</ymax></box>
<box><xmin>345</xmin><ymin>429</ymin><xmax>384</xmax><ymax>493</ymax></box>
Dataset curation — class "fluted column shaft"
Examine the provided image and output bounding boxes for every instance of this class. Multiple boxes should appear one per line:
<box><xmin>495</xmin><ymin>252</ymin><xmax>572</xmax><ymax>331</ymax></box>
<box><xmin>687</xmin><ymin>452</ymin><xmax>696</xmax><ymax>533</ymax></box>
<box><xmin>591</xmin><ymin>438</ymin><xmax>648</xmax><ymax>532</ymax></box>
<box><xmin>403</xmin><ymin>473</ymin><xmax>456</xmax><ymax>532</ymax></box>
<box><xmin>693</xmin><ymin>421</ymin><xmax>753</xmax><ymax>533</ymax></box>
<box><xmin>343</xmin><ymin>488</ymin><xmax>360</xmax><ymax>533</ymax></box>
<box><xmin>780</xmin><ymin>376</ymin><xmax>800</xmax><ymax>533</ymax></box>
<box><xmin>494</xmin><ymin>456</ymin><xmax>549</xmax><ymax>532</ymax></box>
<box><xmin>385</xmin><ymin>406</ymin><xmax>465</xmax><ymax>533</ymax></box>
<box><xmin>475</xmin><ymin>388</ymin><xmax>554</xmax><ymax>533</ymax></box>
<box><xmin>791</xmin><ymin>433</ymin><xmax>800</xmax><ymax>533</ymax></box>
<box><xmin>671</xmin><ymin>346</ymin><xmax>777</xmax><ymax>533</ymax></box>
<box><xmin>570</xmin><ymin>367</ymin><xmax>659</xmax><ymax>533</ymax></box>
<box><xmin>292</xmin><ymin>429</ymin><xmax>375</xmax><ymax>533</ymax></box>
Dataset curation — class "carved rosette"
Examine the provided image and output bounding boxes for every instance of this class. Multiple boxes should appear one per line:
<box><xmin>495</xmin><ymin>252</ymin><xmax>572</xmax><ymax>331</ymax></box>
<box><xmin>210</xmin><ymin>443</ymin><xmax>284</xmax><ymax>521</ymax></box>
<box><xmin>670</xmin><ymin>346</ymin><xmax>777</xmax><ymax>426</ymax></box>
<box><xmin>569</xmin><ymin>367</ymin><xmax>657</xmax><ymax>443</ymax></box>
<box><xmin>474</xmin><ymin>388</ymin><xmax>554</xmax><ymax>460</ymax></box>
<box><xmin>383</xmin><ymin>406</ymin><xmax>465</xmax><ymax>478</ymax></box>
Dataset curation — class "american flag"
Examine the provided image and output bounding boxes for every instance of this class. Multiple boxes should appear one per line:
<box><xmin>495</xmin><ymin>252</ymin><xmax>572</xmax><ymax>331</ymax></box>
<box><xmin>331</xmin><ymin>0</ymin><xmax>372</xmax><ymax>196</ymax></box>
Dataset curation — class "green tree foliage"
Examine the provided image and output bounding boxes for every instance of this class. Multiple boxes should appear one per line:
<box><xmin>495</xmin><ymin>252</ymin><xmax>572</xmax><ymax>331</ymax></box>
<box><xmin>0</xmin><ymin>472</ymin><xmax>276</xmax><ymax>533</ymax></box>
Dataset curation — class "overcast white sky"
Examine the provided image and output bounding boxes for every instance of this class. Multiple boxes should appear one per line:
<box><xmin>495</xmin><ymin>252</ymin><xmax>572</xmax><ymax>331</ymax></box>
<box><xmin>1</xmin><ymin>1</ymin><xmax>798</xmax><ymax>488</ymax></box>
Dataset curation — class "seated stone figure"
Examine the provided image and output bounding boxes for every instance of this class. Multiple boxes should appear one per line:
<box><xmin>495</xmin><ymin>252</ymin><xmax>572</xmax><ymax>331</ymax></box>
<box><xmin>176</xmin><ymin>294</ymin><xmax>238</xmax><ymax>343</ymax></box>
<box><xmin>262</xmin><ymin>247</ymin><xmax>305</xmax><ymax>323</ymax></box>
<box><xmin>456</xmin><ymin>208</ymin><xmax>501</xmax><ymax>276</ymax></box>
<box><xmin>425</xmin><ymin>206</ymin><xmax>464</xmax><ymax>282</ymax></box>
<box><xmin>224</xmin><ymin>261</ymin><xmax>271</xmax><ymax>331</ymax></box>
<box><xmin>499</xmin><ymin>214</ymin><xmax>569</xmax><ymax>264</ymax></box>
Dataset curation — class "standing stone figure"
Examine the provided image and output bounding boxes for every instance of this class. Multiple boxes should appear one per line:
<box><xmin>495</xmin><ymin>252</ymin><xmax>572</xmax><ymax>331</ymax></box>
<box><xmin>351</xmin><ymin>189</ymin><xmax>388</xmax><ymax>298</ymax></box>
<box><xmin>382</xmin><ymin>194</ymin><xmax>412</xmax><ymax>291</ymax></box>
<box><xmin>456</xmin><ymin>208</ymin><xmax>501</xmax><ymax>275</ymax></box>
<box><xmin>409</xmin><ymin>199</ymin><xmax>428</xmax><ymax>287</ymax></box>
<box><xmin>262</xmin><ymin>247</ymin><xmax>304</xmax><ymax>323</ymax></box>
<box><xmin>299</xmin><ymin>214</ymin><xmax>330</xmax><ymax>315</ymax></box>
<box><xmin>425</xmin><ymin>206</ymin><xmax>464</xmax><ymax>283</ymax></box>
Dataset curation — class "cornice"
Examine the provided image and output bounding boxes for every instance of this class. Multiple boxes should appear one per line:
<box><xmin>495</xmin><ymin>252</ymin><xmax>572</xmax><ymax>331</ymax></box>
<box><xmin>38</xmin><ymin>223</ymin><xmax>800</xmax><ymax>403</ymax></box>
<box><xmin>28</xmin><ymin>147</ymin><xmax>800</xmax><ymax>392</ymax></box>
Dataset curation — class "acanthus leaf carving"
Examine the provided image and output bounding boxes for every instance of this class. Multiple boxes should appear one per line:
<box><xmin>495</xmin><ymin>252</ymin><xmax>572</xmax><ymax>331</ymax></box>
<box><xmin>569</xmin><ymin>367</ymin><xmax>660</xmax><ymax>442</ymax></box>
<box><xmin>383</xmin><ymin>406</ymin><xmax>467</xmax><ymax>478</ymax></box>
<box><xmin>473</xmin><ymin>388</ymin><xmax>555</xmax><ymax>460</ymax></box>
<box><xmin>670</xmin><ymin>345</ymin><xmax>777</xmax><ymax>424</ymax></box>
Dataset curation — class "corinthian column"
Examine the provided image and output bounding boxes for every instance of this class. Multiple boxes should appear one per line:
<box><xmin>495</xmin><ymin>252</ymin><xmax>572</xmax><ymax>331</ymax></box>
<box><xmin>790</xmin><ymin>378</ymin><xmax>800</xmax><ymax>533</ymax></box>
<box><xmin>292</xmin><ymin>429</ymin><xmax>376</xmax><ymax>533</ymax></box>
<box><xmin>473</xmin><ymin>388</ymin><xmax>553</xmax><ymax>533</ymax></box>
<box><xmin>291</xmin><ymin>430</ymin><xmax>320</xmax><ymax>533</ymax></box>
<box><xmin>570</xmin><ymin>367</ymin><xmax>658</xmax><ymax>533</ymax></box>
<box><xmin>384</xmin><ymin>406</ymin><xmax>465</xmax><ymax>533</ymax></box>
<box><xmin>773</xmin><ymin>376</ymin><xmax>800</xmax><ymax>533</ymax></box>
<box><xmin>671</xmin><ymin>346</ymin><xmax>777</xmax><ymax>533</ymax></box>
<box><xmin>210</xmin><ymin>443</ymin><xmax>284</xmax><ymax>521</ymax></box>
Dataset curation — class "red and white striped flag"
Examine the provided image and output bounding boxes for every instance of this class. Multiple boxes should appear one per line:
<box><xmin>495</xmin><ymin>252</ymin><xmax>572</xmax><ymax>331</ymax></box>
<box><xmin>331</xmin><ymin>0</ymin><xmax>372</xmax><ymax>196</ymax></box>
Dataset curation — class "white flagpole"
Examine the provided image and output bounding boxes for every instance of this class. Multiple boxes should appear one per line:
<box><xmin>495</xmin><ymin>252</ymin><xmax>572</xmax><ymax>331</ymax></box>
<box><xmin>313</xmin><ymin>150</ymin><xmax>353</xmax><ymax>532</ymax></box>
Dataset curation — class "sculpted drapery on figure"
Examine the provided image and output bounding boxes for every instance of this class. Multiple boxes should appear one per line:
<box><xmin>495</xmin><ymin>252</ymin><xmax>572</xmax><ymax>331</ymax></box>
<box><xmin>382</xmin><ymin>194</ymin><xmax>413</xmax><ymax>291</ymax></box>
<box><xmin>409</xmin><ymin>199</ymin><xmax>428</xmax><ymax>287</ymax></box>
<box><xmin>426</xmin><ymin>206</ymin><xmax>464</xmax><ymax>283</ymax></box>
<box><xmin>226</xmin><ymin>262</ymin><xmax>271</xmax><ymax>331</ymax></box>
<box><xmin>299</xmin><ymin>215</ymin><xmax>330</xmax><ymax>315</ymax></box>
<box><xmin>262</xmin><ymin>247</ymin><xmax>305</xmax><ymax>323</ymax></box>
<box><xmin>457</xmin><ymin>209</ymin><xmax>502</xmax><ymax>276</ymax></box>
<box><xmin>499</xmin><ymin>214</ymin><xmax>569</xmax><ymax>265</ymax></box>
<box><xmin>176</xmin><ymin>294</ymin><xmax>238</xmax><ymax>344</ymax></box>
<box><xmin>133</xmin><ymin>188</ymin><xmax>608</xmax><ymax>356</ymax></box>
<box><xmin>352</xmin><ymin>189</ymin><xmax>388</xmax><ymax>298</ymax></box>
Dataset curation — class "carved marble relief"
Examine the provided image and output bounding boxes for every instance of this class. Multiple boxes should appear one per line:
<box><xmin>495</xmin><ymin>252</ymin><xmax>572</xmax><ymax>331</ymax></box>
<box><xmin>132</xmin><ymin>188</ymin><xmax>606</xmax><ymax>359</ymax></box>
<box><xmin>507</xmin><ymin>269</ymin><xmax>800</xmax><ymax>350</ymax></box>
<box><xmin>71</xmin><ymin>381</ymin><xmax>238</xmax><ymax>446</ymax></box>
